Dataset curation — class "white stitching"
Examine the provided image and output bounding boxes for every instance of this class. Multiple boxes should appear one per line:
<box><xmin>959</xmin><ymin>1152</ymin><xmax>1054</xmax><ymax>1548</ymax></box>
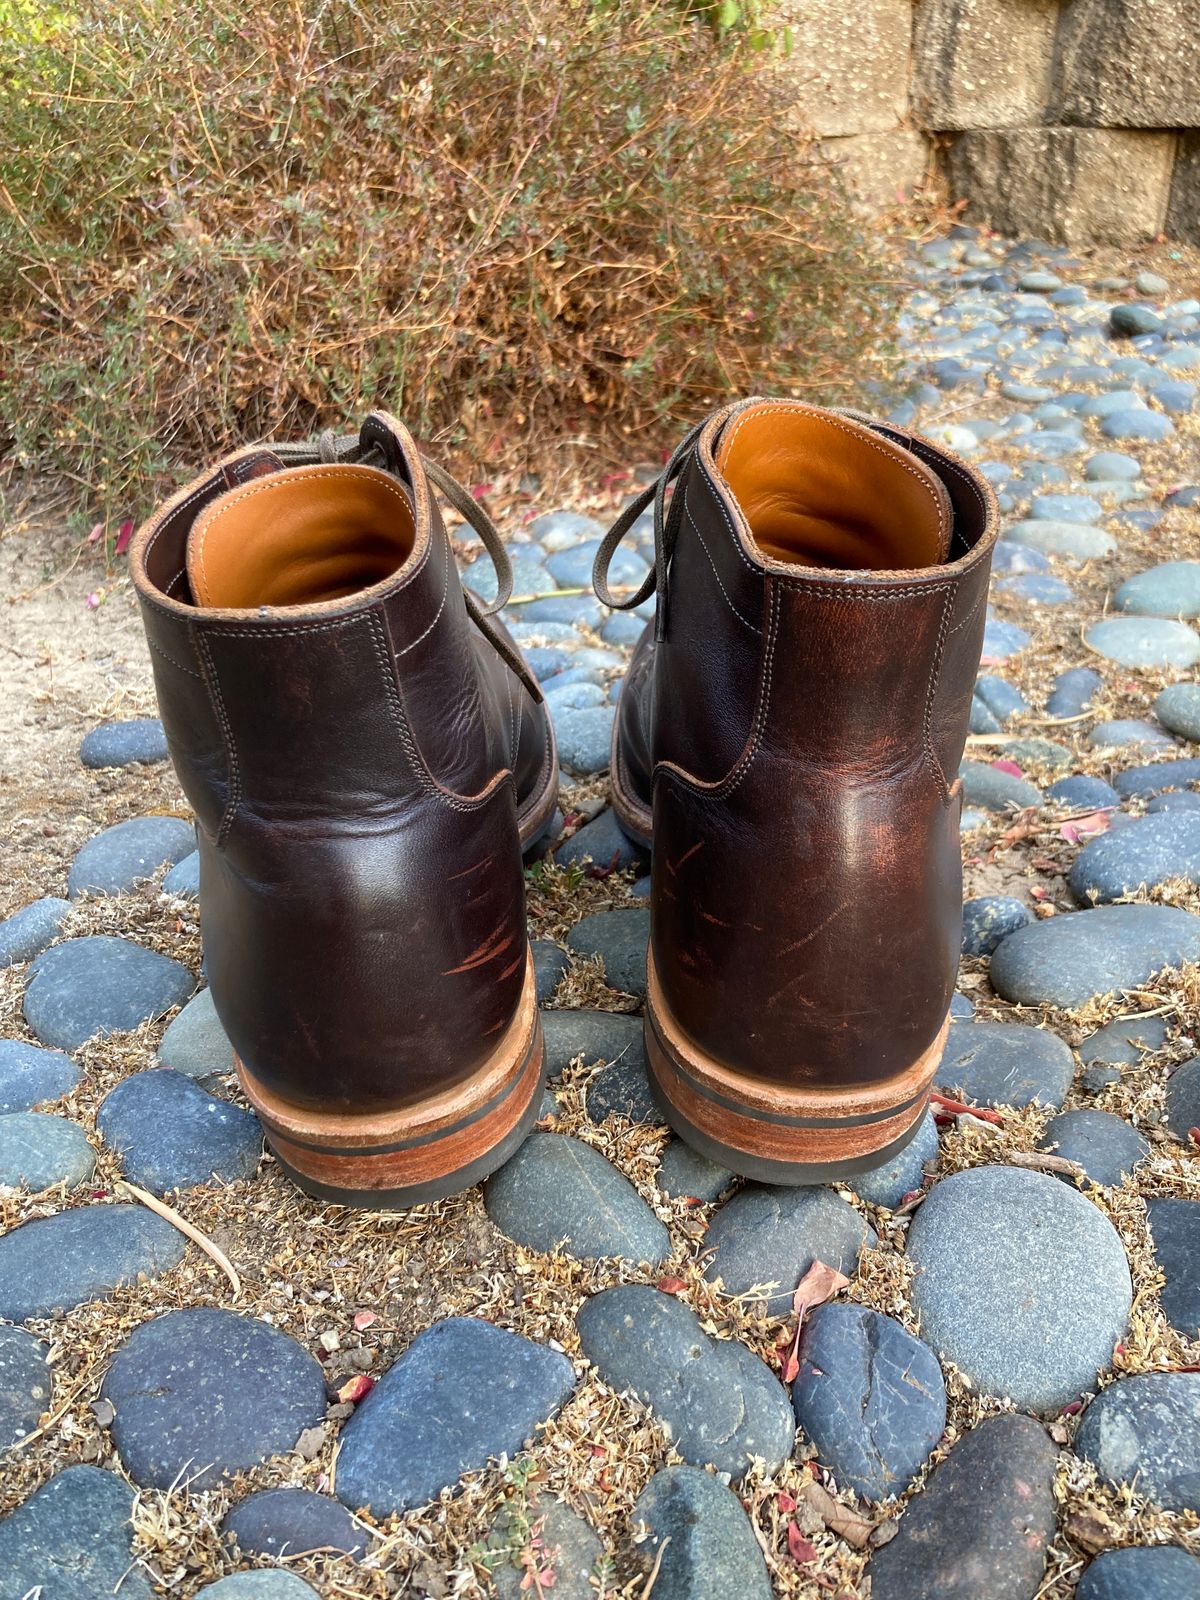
<box><xmin>657</xmin><ymin>578</ymin><xmax>955</xmax><ymax>803</ymax></box>
<box><xmin>194</xmin><ymin>632</ymin><xmax>242</xmax><ymax>846</ymax></box>
<box><xmin>693</xmin><ymin>455</ymin><xmax>760</xmax><ymax>575</ymax></box>
<box><xmin>947</xmin><ymin>582</ymin><xmax>986</xmax><ymax>636</ymax></box>
<box><xmin>206</xmin><ymin>616</ymin><xmax>362</xmax><ymax>639</ymax></box>
<box><xmin>146</xmin><ymin>634</ymin><xmax>203</xmax><ymax>679</ymax></box>
<box><xmin>922</xmin><ymin>588</ymin><xmax>955</xmax><ymax>803</ymax></box>
<box><xmin>394</xmin><ymin>534</ymin><xmax>449</xmax><ymax>658</ymax></box>
<box><xmin>654</xmin><ymin>581</ymin><xmax>781</xmax><ymax>805</ymax></box>
<box><xmin>363</xmin><ymin>610</ymin><xmax>456</xmax><ymax>807</ymax></box>
<box><xmin>683</xmin><ymin>494</ymin><xmax>761</xmax><ymax>634</ymax></box>
<box><xmin>364</xmin><ymin>610</ymin><xmax>515</xmax><ymax>815</ymax></box>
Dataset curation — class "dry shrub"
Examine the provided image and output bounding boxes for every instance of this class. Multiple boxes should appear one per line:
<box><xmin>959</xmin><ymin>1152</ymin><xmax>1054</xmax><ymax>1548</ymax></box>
<box><xmin>0</xmin><ymin>0</ymin><xmax>893</xmax><ymax>526</ymax></box>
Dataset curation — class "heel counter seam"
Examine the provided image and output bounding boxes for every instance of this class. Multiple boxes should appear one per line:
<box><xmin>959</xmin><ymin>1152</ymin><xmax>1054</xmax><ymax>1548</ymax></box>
<box><xmin>366</xmin><ymin>608</ymin><xmax>517</xmax><ymax>815</ymax></box>
<box><xmin>655</xmin><ymin>578</ymin><xmax>956</xmax><ymax>806</ymax></box>
<box><xmin>654</xmin><ymin>576</ymin><xmax>781</xmax><ymax>805</ymax></box>
<box><xmin>194</xmin><ymin>629</ymin><xmax>242</xmax><ymax>847</ymax></box>
<box><xmin>393</xmin><ymin>534</ymin><xmax>450</xmax><ymax>658</ymax></box>
<box><xmin>146</xmin><ymin>633</ymin><xmax>203</xmax><ymax>679</ymax></box>
<box><xmin>921</xmin><ymin>587</ymin><xmax>955</xmax><ymax>805</ymax></box>
<box><xmin>683</xmin><ymin>492</ymin><xmax>762</xmax><ymax>634</ymax></box>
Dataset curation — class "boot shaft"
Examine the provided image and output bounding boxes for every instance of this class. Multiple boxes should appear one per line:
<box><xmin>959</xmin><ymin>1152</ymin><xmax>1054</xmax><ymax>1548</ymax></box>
<box><xmin>651</xmin><ymin>402</ymin><xmax>993</xmax><ymax>792</ymax></box>
<box><xmin>134</xmin><ymin>443</ymin><xmax>523</xmax><ymax>834</ymax></box>
<box><xmin>130</xmin><ymin>416</ymin><xmax>553</xmax><ymax>1124</ymax></box>
<box><xmin>626</xmin><ymin>400</ymin><xmax>997</xmax><ymax>1091</ymax></box>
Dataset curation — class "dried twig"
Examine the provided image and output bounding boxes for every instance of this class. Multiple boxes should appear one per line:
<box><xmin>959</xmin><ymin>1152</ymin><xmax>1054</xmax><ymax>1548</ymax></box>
<box><xmin>639</xmin><ymin>1534</ymin><xmax>671</xmax><ymax>1596</ymax></box>
<box><xmin>1008</xmin><ymin>1149</ymin><xmax>1088</xmax><ymax>1182</ymax></box>
<box><xmin>115</xmin><ymin>1180</ymin><xmax>241</xmax><ymax>1297</ymax></box>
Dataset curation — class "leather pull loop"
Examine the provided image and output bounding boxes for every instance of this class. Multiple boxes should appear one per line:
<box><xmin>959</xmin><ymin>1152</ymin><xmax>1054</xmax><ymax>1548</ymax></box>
<box><xmin>592</xmin><ymin>416</ymin><xmax>706</xmax><ymax>643</ymax></box>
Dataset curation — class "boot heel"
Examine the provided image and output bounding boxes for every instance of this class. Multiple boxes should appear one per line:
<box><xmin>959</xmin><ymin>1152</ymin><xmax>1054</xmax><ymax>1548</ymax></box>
<box><xmin>644</xmin><ymin>950</ymin><xmax>945</xmax><ymax>1185</ymax></box>
<box><xmin>237</xmin><ymin>951</ymin><xmax>544</xmax><ymax>1207</ymax></box>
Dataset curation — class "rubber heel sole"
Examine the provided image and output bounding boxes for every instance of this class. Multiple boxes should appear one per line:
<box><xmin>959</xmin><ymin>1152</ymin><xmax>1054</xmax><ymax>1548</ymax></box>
<box><xmin>237</xmin><ymin>953</ymin><xmax>543</xmax><ymax>1207</ymax></box>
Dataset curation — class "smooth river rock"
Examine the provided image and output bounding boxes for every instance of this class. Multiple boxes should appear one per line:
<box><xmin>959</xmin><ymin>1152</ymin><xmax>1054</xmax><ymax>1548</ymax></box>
<box><xmin>1075</xmin><ymin>1372</ymin><xmax>1200</xmax><ymax>1513</ymax></box>
<box><xmin>334</xmin><ymin>1317</ymin><xmax>576</xmax><ymax>1516</ymax></box>
<box><xmin>869</xmin><ymin>1414</ymin><xmax>1057</xmax><ymax>1600</ymax></box>
<box><xmin>989</xmin><ymin>904</ymin><xmax>1200</xmax><ymax>1008</ymax></box>
<box><xmin>576</xmin><ymin>1284</ymin><xmax>794</xmax><ymax>1479</ymax></box>
<box><xmin>906</xmin><ymin>1165</ymin><xmax>1131</xmax><ymax>1411</ymax></box>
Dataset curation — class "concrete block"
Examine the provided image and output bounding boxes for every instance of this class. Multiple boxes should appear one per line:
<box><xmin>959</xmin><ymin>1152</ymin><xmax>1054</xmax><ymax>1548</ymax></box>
<box><xmin>945</xmin><ymin>127</ymin><xmax>1176</xmax><ymax>245</ymax></box>
<box><xmin>1052</xmin><ymin>0</ymin><xmax>1200</xmax><ymax>128</ymax></box>
<box><xmin>770</xmin><ymin>0</ymin><xmax>912</xmax><ymax>136</ymax></box>
<box><xmin>913</xmin><ymin>0</ymin><xmax>1058</xmax><ymax>130</ymax></box>
<box><xmin>820</xmin><ymin>127</ymin><xmax>934</xmax><ymax>210</ymax></box>
<box><xmin>1168</xmin><ymin>132</ymin><xmax>1200</xmax><ymax>244</ymax></box>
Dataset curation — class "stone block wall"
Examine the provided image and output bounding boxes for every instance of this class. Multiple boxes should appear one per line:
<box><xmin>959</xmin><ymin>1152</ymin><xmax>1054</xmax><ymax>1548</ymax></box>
<box><xmin>769</xmin><ymin>0</ymin><xmax>1200</xmax><ymax>243</ymax></box>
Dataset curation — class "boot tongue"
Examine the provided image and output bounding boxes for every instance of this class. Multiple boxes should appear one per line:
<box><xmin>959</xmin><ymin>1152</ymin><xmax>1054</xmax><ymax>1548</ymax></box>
<box><xmin>185</xmin><ymin>461</ymin><xmax>416</xmax><ymax>610</ymax></box>
<box><xmin>714</xmin><ymin>401</ymin><xmax>952</xmax><ymax>571</ymax></box>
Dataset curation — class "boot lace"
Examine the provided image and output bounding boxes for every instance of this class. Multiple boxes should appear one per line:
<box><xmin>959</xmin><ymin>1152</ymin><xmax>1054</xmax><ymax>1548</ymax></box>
<box><xmin>591</xmin><ymin>416</ymin><xmax>706</xmax><ymax>642</ymax></box>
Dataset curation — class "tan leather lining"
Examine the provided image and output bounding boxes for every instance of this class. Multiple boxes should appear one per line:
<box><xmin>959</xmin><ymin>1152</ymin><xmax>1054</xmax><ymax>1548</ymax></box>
<box><xmin>187</xmin><ymin>463</ymin><xmax>416</xmax><ymax>609</ymax></box>
<box><xmin>714</xmin><ymin>401</ymin><xmax>951</xmax><ymax>571</ymax></box>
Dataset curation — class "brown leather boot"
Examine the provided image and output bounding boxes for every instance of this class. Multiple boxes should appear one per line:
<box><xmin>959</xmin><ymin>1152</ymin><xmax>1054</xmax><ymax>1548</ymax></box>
<box><xmin>595</xmin><ymin>399</ymin><xmax>997</xmax><ymax>1182</ymax></box>
<box><xmin>130</xmin><ymin>413</ymin><xmax>557</xmax><ymax>1206</ymax></box>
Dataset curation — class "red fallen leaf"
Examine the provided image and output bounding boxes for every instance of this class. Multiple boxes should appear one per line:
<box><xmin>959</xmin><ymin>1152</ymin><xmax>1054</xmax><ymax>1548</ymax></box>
<box><xmin>777</xmin><ymin>1491</ymin><xmax>797</xmax><ymax>1513</ymax></box>
<box><xmin>656</xmin><ymin>1276</ymin><xmax>687</xmax><ymax>1295</ymax></box>
<box><xmin>1060</xmin><ymin>810</ymin><xmax>1112</xmax><ymax>844</ymax></box>
<box><xmin>469</xmin><ymin>482</ymin><xmax>493</xmax><ymax>500</ymax></box>
<box><xmin>929</xmin><ymin>1091</ymin><xmax>1004</xmax><ymax>1125</ymax></box>
<box><xmin>114</xmin><ymin>518</ymin><xmax>134</xmax><ymax>555</ymax></box>
<box><xmin>337</xmin><ymin>1374</ymin><xmax>375</xmax><ymax>1404</ymax></box>
<box><xmin>1188</xmin><ymin>1127</ymin><xmax>1200</xmax><ymax>1148</ymax></box>
<box><xmin>1060</xmin><ymin>1398</ymin><xmax>1083</xmax><ymax>1415</ymax></box>
<box><xmin>87</xmin><ymin>521</ymin><xmax>104</xmax><ymax>543</ymax></box>
<box><xmin>352</xmin><ymin>1310</ymin><xmax>377</xmax><ymax>1331</ymax></box>
<box><xmin>584</xmin><ymin>849</ymin><xmax>622</xmax><ymax>880</ymax></box>
<box><xmin>787</xmin><ymin>1523</ymin><xmax>818</xmax><ymax>1564</ymax></box>
<box><xmin>991</xmin><ymin>758</ymin><xmax>1024</xmax><ymax>778</ymax></box>
<box><xmin>782</xmin><ymin>1260</ymin><xmax>850</xmax><ymax>1383</ymax></box>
